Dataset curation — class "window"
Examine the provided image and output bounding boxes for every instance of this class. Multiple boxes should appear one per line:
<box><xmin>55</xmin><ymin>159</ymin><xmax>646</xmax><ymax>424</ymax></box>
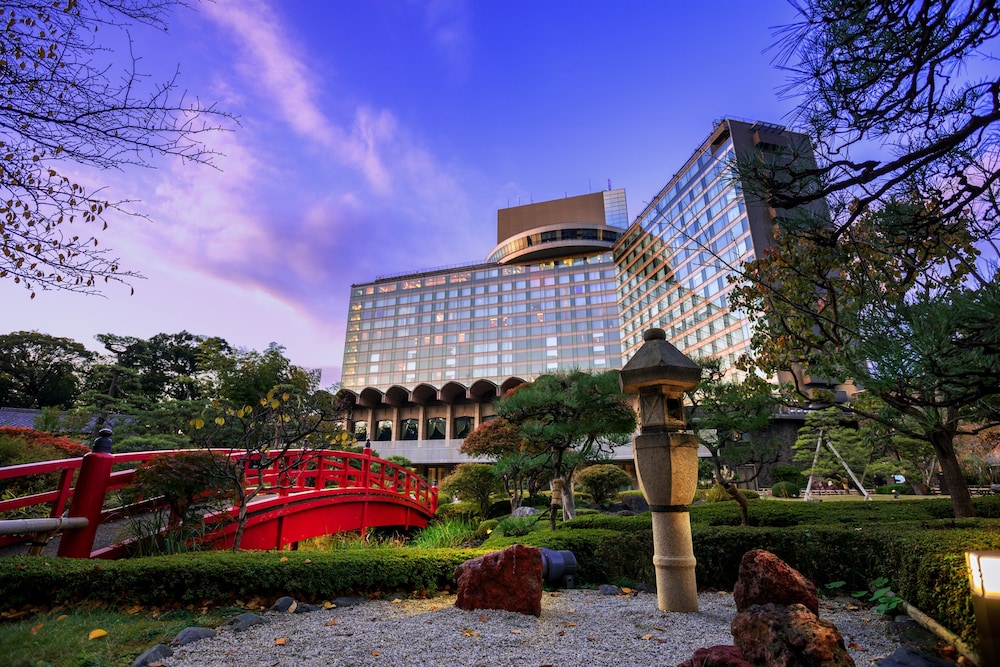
<box><xmin>376</xmin><ymin>420</ymin><xmax>393</xmax><ymax>441</ymax></box>
<box><xmin>427</xmin><ymin>417</ymin><xmax>446</xmax><ymax>440</ymax></box>
<box><xmin>401</xmin><ymin>419</ymin><xmax>418</xmax><ymax>441</ymax></box>
<box><xmin>453</xmin><ymin>416</ymin><xmax>473</xmax><ymax>439</ymax></box>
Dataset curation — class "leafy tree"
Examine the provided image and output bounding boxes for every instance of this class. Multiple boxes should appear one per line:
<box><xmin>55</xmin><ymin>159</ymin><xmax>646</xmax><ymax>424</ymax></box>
<box><xmin>189</xmin><ymin>384</ymin><xmax>350</xmax><ymax>552</ymax></box>
<box><xmin>1</xmin><ymin>0</ymin><xmax>233</xmax><ymax>296</ymax></box>
<box><xmin>438</xmin><ymin>463</ymin><xmax>502</xmax><ymax>520</ymax></box>
<box><xmin>0</xmin><ymin>331</ymin><xmax>92</xmax><ymax>408</ymax></box>
<box><xmin>495</xmin><ymin>370</ymin><xmax>636</xmax><ymax>530</ymax></box>
<box><xmin>730</xmin><ymin>0</ymin><xmax>1000</xmax><ymax>518</ymax></box>
<box><xmin>686</xmin><ymin>358</ymin><xmax>778</xmax><ymax>525</ymax></box>
<box><xmin>793</xmin><ymin>408</ymin><xmax>869</xmax><ymax>492</ymax></box>
<box><xmin>460</xmin><ymin>417</ymin><xmax>550</xmax><ymax>512</ymax></box>
<box><xmin>575</xmin><ymin>464</ymin><xmax>632</xmax><ymax>505</ymax></box>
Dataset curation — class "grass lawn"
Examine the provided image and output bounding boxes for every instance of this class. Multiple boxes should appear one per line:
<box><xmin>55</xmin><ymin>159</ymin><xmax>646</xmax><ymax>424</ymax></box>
<box><xmin>0</xmin><ymin>603</ymin><xmax>245</xmax><ymax>667</ymax></box>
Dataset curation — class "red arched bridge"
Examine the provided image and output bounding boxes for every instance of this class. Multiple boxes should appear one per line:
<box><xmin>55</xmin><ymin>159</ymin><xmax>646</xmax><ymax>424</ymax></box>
<box><xmin>0</xmin><ymin>447</ymin><xmax>438</xmax><ymax>559</ymax></box>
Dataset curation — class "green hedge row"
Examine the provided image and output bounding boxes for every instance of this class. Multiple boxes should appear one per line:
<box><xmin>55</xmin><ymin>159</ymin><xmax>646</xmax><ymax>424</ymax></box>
<box><xmin>0</xmin><ymin>548</ymin><xmax>481</xmax><ymax>608</ymax></box>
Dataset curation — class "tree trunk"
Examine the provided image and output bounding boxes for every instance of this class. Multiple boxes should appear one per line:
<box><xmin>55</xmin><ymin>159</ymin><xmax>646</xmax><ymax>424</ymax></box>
<box><xmin>560</xmin><ymin>469</ymin><xmax>577</xmax><ymax>520</ymax></box>
<box><xmin>724</xmin><ymin>482</ymin><xmax>750</xmax><ymax>526</ymax></box>
<box><xmin>549</xmin><ymin>477</ymin><xmax>563</xmax><ymax>531</ymax></box>
<box><xmin>931</xmin><ymin>428</ymin><xmax>975</xmax><ymax>518</ymax></box>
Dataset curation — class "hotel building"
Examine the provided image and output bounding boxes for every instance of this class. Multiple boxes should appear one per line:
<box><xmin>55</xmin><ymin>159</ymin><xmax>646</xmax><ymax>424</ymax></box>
<box><xmin>340</xmin><ymin>119</ymin><xmax>819</xmax><ymax>483</ymax></box>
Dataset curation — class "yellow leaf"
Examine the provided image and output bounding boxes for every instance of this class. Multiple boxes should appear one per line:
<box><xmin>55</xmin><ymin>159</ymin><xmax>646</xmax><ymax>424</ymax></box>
<box><xmin>282</xmin><ymin>392</ymin><xmax>289</xmax><ymax>401</ymax></box>
<box><xmin>275</xmin><ymin>637</ymin><xmax>287</xmax><ymax>646</ymax></box>
<box><xmin>270</xmin><ymin>399</ymin><xmax>280</xmax><ymax>409</ymax></box>
<box><xmin>280</xmin><ymin>557</ymin><xmax>288</xmax><ymax>563</ymax></box>
<box><xmin>30</xmin><ymin>623</ymin><xmax>43</xmax><ymax>635</ymax></box>
<box><xmin>236</xmin><ymin>408</ymin><xmax>245</xmax><ymax>418</ymax></box>
<box><xmin>621</xmin><ymin>587</ymin><xmax>634</xmax><ymax>593</ymax></box>
<box><xmin>214</xmin><ymin>417</ymin><xmax>225</xmax><ymax>426</ymax></box>
<box><xmin>192</xmin><ymin>418</ymin><xmax>205</xmax><ymax>429</ymax></box>
<box><xmin>260</xmin><ymin>398</ymin><xmax>267</xmax><ymax>406</ymax></box>
<box><xmin>88</xmin><ymin>629</ymin><xmax>108</xmax><ymax>640</ymax></box>
<box><xmin>371</xmin><ymin>651</ymin><xmax>380</xmax><ymax>656</ymax></box>
<box><xmin>323</xmin><ymin>601</ymin><xmax>335</xmax><ymax>609</ymax></box>
<box><xmin>640</xmin><ymin>633</ymin><xmax>654</xmax><ymax>640</ymax></box>
<box><xmin>325</xmin><ymin>616</ymin><xmax>338</xmax><ymax>626</ymax></box>
<box><xmin>55</xmin><ymin>615</ymin><xmax>68</xmax><ymax>622</ymax></box>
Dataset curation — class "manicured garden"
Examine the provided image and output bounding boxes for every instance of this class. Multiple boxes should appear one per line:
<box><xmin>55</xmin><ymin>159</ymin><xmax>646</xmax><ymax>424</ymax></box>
<box><xmin>2</xmin><ymin>493</ymin><xmax>998</xmax><ymax>667</ymax></box>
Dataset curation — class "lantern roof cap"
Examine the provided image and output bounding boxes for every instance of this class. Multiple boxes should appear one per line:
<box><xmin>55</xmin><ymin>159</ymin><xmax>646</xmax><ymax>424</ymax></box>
<box><xmin>620</xmin><ymin>328</ymin><xmax>701</xmax><ymax>394</ymax></box>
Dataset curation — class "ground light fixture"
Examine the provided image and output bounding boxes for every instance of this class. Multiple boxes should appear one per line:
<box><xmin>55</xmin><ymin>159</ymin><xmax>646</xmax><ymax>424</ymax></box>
<box><xmin>966</xmin><ymin>550</ymin><xmax>1000</xmax><ymax>667</ymax></box>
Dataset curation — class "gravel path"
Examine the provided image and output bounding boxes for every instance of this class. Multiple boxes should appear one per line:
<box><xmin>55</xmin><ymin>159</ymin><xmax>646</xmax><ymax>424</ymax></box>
<box><xmin>162</xmin><ymin>590</ymin><xmax>902</xmax><ymax>667</ymax></box>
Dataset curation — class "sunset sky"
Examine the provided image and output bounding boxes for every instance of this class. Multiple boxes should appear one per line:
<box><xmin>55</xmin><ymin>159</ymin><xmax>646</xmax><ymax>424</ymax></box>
<box><xmin>2</xmin><ymin>0</ymin><xmax>803</xmax><ymax>385</ymax></box>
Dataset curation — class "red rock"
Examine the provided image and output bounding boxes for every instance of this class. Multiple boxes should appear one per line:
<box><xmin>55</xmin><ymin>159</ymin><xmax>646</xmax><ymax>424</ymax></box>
<box><xmin>454</xmin><ymin>544</ymin><xmax>542</xmax><ymax>616</ymax></box>
<box><xmin>676</xmin><ymin>644</ymin><xmax>751</xmax><ymax>667</ymax></box>
<box><xmin>731</xmin><ymin>602</ymin><xmax>856</xmax><ymax>667</ymax></box>
<box><xmin>733</xmin><ymin>549</ymin><xmax>818</xmax><ymax>615</ymax></box>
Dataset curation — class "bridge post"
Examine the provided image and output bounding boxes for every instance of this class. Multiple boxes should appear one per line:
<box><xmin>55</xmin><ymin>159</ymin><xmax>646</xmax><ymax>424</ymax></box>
<box><xmin>57</xmin><ymin>428</ymin><xmax>115</xmax><ymax>558</ymax></box>
<box><xmin>360</xmin><ymin>444</ymin><xmax>372</xmax><ymax>540</ymax></box>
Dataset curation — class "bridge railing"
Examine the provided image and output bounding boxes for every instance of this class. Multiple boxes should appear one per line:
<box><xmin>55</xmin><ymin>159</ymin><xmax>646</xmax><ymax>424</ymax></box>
<box><xmin>0</xmin><ymin>447</ymin><xmax>438</xmax><ymax>557</ymax></box>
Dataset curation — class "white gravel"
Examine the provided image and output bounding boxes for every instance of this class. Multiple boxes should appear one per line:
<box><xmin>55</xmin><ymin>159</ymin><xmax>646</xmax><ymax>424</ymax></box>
<box><xmin>162</xmin><ymin>590</ymin><xmax>902</xmax><ymax>667</ymax></box>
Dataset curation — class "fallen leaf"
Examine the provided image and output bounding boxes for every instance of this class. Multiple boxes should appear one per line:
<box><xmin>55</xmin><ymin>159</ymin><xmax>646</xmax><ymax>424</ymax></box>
<box><xmin>371</xmin><ymin>651</ymin><xmax>380</xmax><ymax>656</ymax></box>
<box><xmin>510</xmin><ymin>629</ymin><xmax>522</xmax><ymax>635</ymax></box>
<box><xmin>325</xmin><ymin>617</ymin><xmax>339</xmax><ymax>626</ymax></box>
<box><xmin>557</xmin><ymin>631</ymin><xmax>565</xmax><ymax>637</ymax></box>
<box><xmin>280</xmin><ymin>557</ymin><xmax>288</xmax><ymax>563</ymax></box>
<box><xmin>549</xmin><ymin>592</ymin><xmax>560</xmax><ymax>597</ymax></box>
<box><xmin>848</xmin><ymin>642</ymin><xmax>864</xmax><ymax>651</ymax></box>
<box><xmin>391</xmin><ymin>599</ymin><xmax>402</xmax><ymax>605</ymax></box>
<box><xmin>567</xmin><ymin>609</ymin><xmax>576</xmax><ymax>614</ymax></box>
<box><xmin>561</xmin><ymin>622</ymin><xmax>577</xmax><ymax>627</ymax></box>
<box><xmin>621</xmin><ymin>587</ymin><xmax>634</xmax><ymax>593</ymax></box>
<box><xmin>640</xmin><ymin>633</ymin><xmax>654</xmax><ymax>640</ymax></box>
<box><xmin>55</xmin><ymin>615</ymin><xmax>68</xmax><ymax>622</ymax></box>
<box><xmin>587</xmin><ymin>637</ymin><xmax>595</xmax><ymax>642</ymax></box>
<box><xmin>323</xmin><ymin>601</ymin><xmax>335</xmax><ymax>609</ymax></box>
<box><xmin>126</xmin><ymin>604</ymin><xmax>143</xmax><ymax>615</ymax></box>
<box><xmin>88</xmin><ymin>629</ymin><xmax>108</xmax><ymax>640</ymax></box>
<box><xmin>275</xmin><ymin>637</ymin><xmax>287</xmax><ymax>646</ymax></box>
<box><xmin>479</xmin><ymin>615</ymin><xmax>488</xmax><ymax>622</ymax></box>
<box><xmin>30</xmin><ymin>623</ymin><xmax>43</xmax><ymax>635</ymax></box>
<box><xmin>304</xmin><ymin>559</ymin><xmax>312</xmax><ymax>564</ymax></box>
<box><xmin>461</xmin><ymin>628</ymin><xmax>481</xmax><ymax>637</ymax></box>
<box><xmin>430</xmin><ymin>605</ymin><xmax>439</xmax><ymax>611</ymax></box>
<box><xmin>287</xmin><ymin>601</ymin><xmax>297</xmax><ymax>614</ymax></box>
<box><xmin>653</xmin><ymin>625</ymin><xmax>665</xmax><ymax>631</ymax></box>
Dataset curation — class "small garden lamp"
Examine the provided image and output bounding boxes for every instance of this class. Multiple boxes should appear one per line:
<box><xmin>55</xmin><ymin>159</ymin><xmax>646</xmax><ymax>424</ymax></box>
<box><xmin>967</xmin><ymin>550</ymin><xmax>1000</xmax><ymax>667</ymax></box>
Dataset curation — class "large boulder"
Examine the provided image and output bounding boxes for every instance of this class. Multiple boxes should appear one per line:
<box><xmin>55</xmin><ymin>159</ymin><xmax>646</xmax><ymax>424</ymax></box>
<box><xmin>731</xmin><ymin>603</ymin><xmax>855</xmax><ymax>667</ymax></box>
<box><xmin>676</xmin><ymin>644</ymin><xmax>752</xmax><ymax>666</ymax></box>
<box><xmin>733</xmin><ymin>549</ymin><xmax>818</xmax><ymax>615</ymax></box>
<box><xmin>454</xmin><ymin>544</ymin><xmax>543</xmax><ymax>616</ymax></box>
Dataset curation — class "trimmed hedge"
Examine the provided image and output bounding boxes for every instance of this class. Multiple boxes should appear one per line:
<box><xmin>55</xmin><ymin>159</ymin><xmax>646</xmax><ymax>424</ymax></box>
<box><xmin>0</xmin><ymin>548</ymin><xmax>483</xmax><ymax>609</ymax></box>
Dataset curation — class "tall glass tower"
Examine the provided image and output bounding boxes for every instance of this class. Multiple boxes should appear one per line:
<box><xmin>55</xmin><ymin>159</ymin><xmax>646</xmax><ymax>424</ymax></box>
<box><xmin>615</xmin><ymin>119</ymin><xmax>814</xmax><ymax>372</ymax></box>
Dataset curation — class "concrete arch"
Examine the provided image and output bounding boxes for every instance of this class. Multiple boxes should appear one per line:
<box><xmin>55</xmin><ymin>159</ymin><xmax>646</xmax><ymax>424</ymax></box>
<box><xmin>469</xmin><ymin>379</ymin><xmax>499</xmax><ymax>402</ymax></box>
<box><xmin>500</xmin><ymin>377</ymin><xmax>528</xmax><ymax>396</ymax></box>
<box><xmin>440</xmin><ymin>381</ymin><xmax>468</xmax><ymax>403</ymax></box>
<box><xmin>411</xmin><ymin>384</ymin><xmax>438</xmax><ymax>405</ymax></box>
<box><xmin>384</xmin><ymin>385</ymin><xmax>410</xmax><ymax>407</ymax></box>
<box><xmin>357</xmin><ymin>387</ymin><xmax>383</xmax><ymax>408</ymax></box>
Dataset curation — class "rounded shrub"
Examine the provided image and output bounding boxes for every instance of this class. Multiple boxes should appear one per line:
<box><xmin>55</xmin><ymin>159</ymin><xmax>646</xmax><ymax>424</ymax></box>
<box><xmin>771</xmin><ymin>481</ymin><xmax>801</xmax><ymax>498</ymax></box>
<box><xmin>576</xmin><ymin>464</ymin><xmax>633</xmax><ymax>505</ymax></box>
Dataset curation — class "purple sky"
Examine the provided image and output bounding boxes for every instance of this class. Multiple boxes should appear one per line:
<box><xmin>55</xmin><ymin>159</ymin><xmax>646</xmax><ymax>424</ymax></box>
<box><xmin>2</xmin><ymin>0</ymin><xmax>803</xmax><ymax>385</ymax></box>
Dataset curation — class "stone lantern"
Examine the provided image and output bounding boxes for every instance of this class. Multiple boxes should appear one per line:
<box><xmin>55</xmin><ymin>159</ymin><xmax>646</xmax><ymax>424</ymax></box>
<box><xmin>619</xmin><ymin>328</ymin><xmax>702</xmax><ymax>612</ymax></box>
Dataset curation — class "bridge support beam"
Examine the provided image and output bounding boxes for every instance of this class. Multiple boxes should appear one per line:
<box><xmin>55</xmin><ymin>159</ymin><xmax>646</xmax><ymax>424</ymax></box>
<box><xmin>58</xmin><ymin>429</ymin><xmax>114</xmax><ymax>559</ymax></box>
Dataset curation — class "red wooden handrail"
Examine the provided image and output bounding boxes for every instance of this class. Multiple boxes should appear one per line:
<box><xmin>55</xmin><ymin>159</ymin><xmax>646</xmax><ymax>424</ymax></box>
<box><xmin>0</xmin><ymin>448</ymin><xmax>438</xmax><ymax>557</ymax></box>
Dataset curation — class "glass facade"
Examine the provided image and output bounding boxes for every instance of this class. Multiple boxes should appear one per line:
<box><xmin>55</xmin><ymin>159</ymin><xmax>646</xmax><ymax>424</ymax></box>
<box><xmin>615</xmin><ymin>121</ymin><xmax>763</xmax><ymax>371</ymax></box>
<box><xmin>341</xmin><ymin>254</ymin><xmax>623</xmax><ymax>392</ymax></box>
